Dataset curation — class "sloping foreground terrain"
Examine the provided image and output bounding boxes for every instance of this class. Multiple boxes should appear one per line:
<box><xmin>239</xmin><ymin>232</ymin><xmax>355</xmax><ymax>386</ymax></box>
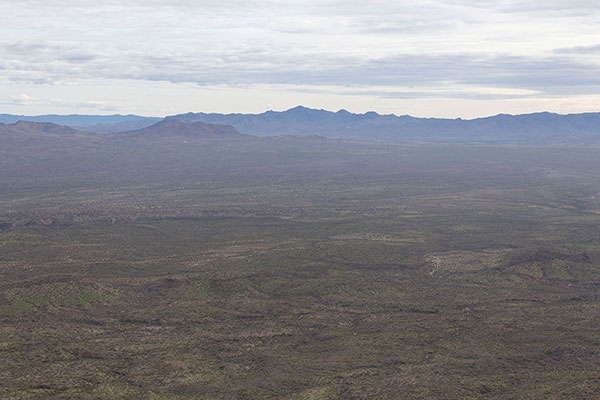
<box><xmin>1</xmin><ymin>122</ymin><xmax>600</xmax><ymax>399</ymax></box>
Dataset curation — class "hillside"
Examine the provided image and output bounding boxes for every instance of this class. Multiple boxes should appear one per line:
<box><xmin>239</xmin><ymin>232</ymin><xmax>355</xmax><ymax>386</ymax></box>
<box><xmin>0</xmin><ymin>119</ymin><xmax>248</xmax><ymax>183</ymax></box>
<box><xmin>126</xmin><ymin>118</ymin><xmax>244</xmax><ymax>139</ymax></box>
<box><xmin>0</xmin><ymin>120</ymin><xmax>81</xmax><ymax>136</ymax></box>
<box><xmin>0</xmin><ymin>114</ymin><xmax>160</xmax><ymax>133</ymax></box>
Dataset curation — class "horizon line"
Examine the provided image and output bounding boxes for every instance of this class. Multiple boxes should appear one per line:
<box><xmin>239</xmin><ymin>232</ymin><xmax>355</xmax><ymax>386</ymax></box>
<box><xmin>3</xmin><ymin>106</ymin><xmax>600</xmax><ymax>122</ymax></box>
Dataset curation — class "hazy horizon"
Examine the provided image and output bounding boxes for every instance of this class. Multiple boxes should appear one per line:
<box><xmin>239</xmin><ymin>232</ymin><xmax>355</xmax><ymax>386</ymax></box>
<box><xmin>3</xmin><ymin>105</ymin><xmax>600</xmax><ymax>121</ymax></box>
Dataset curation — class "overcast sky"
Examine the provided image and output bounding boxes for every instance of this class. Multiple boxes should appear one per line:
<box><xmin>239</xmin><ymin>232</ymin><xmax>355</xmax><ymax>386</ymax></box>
<box><xmin>2</xmin><ymin>0</ymin><xmax>600</xmax><ymax>118</ymax></box>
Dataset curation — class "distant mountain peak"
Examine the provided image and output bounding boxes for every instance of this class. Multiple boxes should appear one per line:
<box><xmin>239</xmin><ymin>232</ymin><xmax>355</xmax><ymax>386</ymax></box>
<box><xmin>127</xmin><ymin>118</ymin><xmax>243</xmax><ymax>139</ymax></box>
<box><xmin>166</xmin><ymin>107</ymin><xmax>600</xmax><ymax>144</ymax></box>
<box><xmin>287</xmin><ymin>105</ymin><xmax>310</xmax><ymax>111</ymax></box>
<box><xmin>285</xmin><ymin>105</ymin><xmax>325</xmax><ymax>114</ymax></box>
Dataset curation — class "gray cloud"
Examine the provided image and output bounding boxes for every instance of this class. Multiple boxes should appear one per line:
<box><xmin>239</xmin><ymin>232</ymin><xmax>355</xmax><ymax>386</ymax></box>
<box><xmin>3</xmin><ymin>38</ymin><xmax>599</xmax><ymax>99</ymax></box>
<box><xmin>498</xmin><ymin>0</ymin><xmax>600</xmax><ymax>15</ymax></box>
<box><xmin>554</xmin><ymin>44</ymin><xmax>600</xmax><ymax>54</ymax></box>
<box><xmin>2</xmin><ymin>0</ymin><xmax>600</xmax><ymax>114</ymax></box>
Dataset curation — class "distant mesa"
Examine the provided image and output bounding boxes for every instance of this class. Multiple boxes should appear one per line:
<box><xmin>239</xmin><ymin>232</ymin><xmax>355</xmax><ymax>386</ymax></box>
<box><xmin>128</xmin><ymin>118</ymin><xmax>244</xmax><ymax>138</ymax></box>
<box><xmin>0</xmin><ymin>113</ymin><xmax>161</xmax><ymax>133</ymax></box>
<box><xmin>0</xmin><ymin>120</ymin><xmax>80</xmax><ymax>136</ymax></box>
<box><xmin>0</xmin><ymin>118</ymin><xmax>245</xmax><ymax>142</ymax></box>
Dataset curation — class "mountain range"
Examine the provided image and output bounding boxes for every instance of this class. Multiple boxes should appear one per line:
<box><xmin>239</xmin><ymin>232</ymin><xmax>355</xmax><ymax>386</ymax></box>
<box><xmin>2</xmin><ymin>106</ymin><xmax>600</xmax><ymax>145</ymax></box>
<box><xmin>0</xmin><ymin>118</ymin><xmax>248</xmax><ymax>182</ymax></box>
<box><xmin>126</xmin><ymin>118</ymin><xmax>244</xmax><ymax>139</ymax></box>
<box><xmin>0</xmin><ymin>118</ymin><xmax>243</xmax><ymax>141</ymax></box>
<box><xmin>0</xmin><ymin>113</ymin><xmax>161</xmax><ymax>133</ymax></box>
<box><xmin>171</xmin><ymin>106</ymin><xmax>600</xmax><ymax>144</ymax></box>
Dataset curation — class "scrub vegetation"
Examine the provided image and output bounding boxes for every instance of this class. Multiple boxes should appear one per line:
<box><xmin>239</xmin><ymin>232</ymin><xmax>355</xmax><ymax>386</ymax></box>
<box><xmin>2</xmin><ymin>136</ymin><xmax>600</xmax><ymax>399</ymax></box>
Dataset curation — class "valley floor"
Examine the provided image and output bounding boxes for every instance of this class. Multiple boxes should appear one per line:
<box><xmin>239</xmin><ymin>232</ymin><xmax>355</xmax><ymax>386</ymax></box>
<box><xmin>1</xmin><ymin>142</ymin><xmax>600</xmax><ymax>399</ymax></box>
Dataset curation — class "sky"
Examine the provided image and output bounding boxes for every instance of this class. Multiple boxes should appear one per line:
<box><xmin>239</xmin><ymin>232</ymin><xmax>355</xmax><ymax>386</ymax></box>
<box><xmin>1</xmin><ymin>0</ymin><xmax>600</xmax><ymax>118</ymax></box>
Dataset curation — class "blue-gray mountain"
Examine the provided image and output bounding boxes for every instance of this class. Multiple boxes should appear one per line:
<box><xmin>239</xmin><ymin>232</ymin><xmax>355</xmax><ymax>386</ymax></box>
<box><xmin>0</xmin><ymin>114</ymin><xmax>160</xmax><ymax>133</ymax></box>
<box><xmin>0</xmin><ymin>119</ymin><xmax>242</xmax><ymax>140</ymax></box>
<box><xmin>170</xmin><ymin>106</ymin><xmax>600</xmax><ymax>145</ymax></box>
<box><xmin>2</xmin><ymin>107</ymin><xmax>600</xmax><ymax>144</ymax></box>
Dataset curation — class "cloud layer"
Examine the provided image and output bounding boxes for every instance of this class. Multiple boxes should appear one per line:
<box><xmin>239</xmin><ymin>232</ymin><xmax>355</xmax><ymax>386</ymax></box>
<box><xmin>1</xmin><ymin>0</ymin><xmax>600</xmax><ymax>116</ymax></box>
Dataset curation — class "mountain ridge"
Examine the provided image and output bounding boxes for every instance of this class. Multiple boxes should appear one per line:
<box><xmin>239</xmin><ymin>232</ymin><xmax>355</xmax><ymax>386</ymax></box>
<box><xmin>0</xmin><ymin>113</ymin><xmax>161</xmax><ymax>133</ymax></box>
<box><xmin>125</xmin><ymin>118</ymin><xmax>244</xmax><ymax>138</ymax></box>
<box><xmin>0</xmin><ymin>118</ymin><xmax>244</xmax><ymax>141</ymax></box>
<box><xmin>2</xmin><ymin>107</ymin><xmax>600</xmax><ymax>144</ymax></box>
<box><xmin>168</xmin><ymin>107</ymin><xmax>600</xmax><ymax>144</ymax></box>
<box><xmin>0</xmin><ymin>120</ymin><xmax>81</xmax><ymax>136</ymax></box>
